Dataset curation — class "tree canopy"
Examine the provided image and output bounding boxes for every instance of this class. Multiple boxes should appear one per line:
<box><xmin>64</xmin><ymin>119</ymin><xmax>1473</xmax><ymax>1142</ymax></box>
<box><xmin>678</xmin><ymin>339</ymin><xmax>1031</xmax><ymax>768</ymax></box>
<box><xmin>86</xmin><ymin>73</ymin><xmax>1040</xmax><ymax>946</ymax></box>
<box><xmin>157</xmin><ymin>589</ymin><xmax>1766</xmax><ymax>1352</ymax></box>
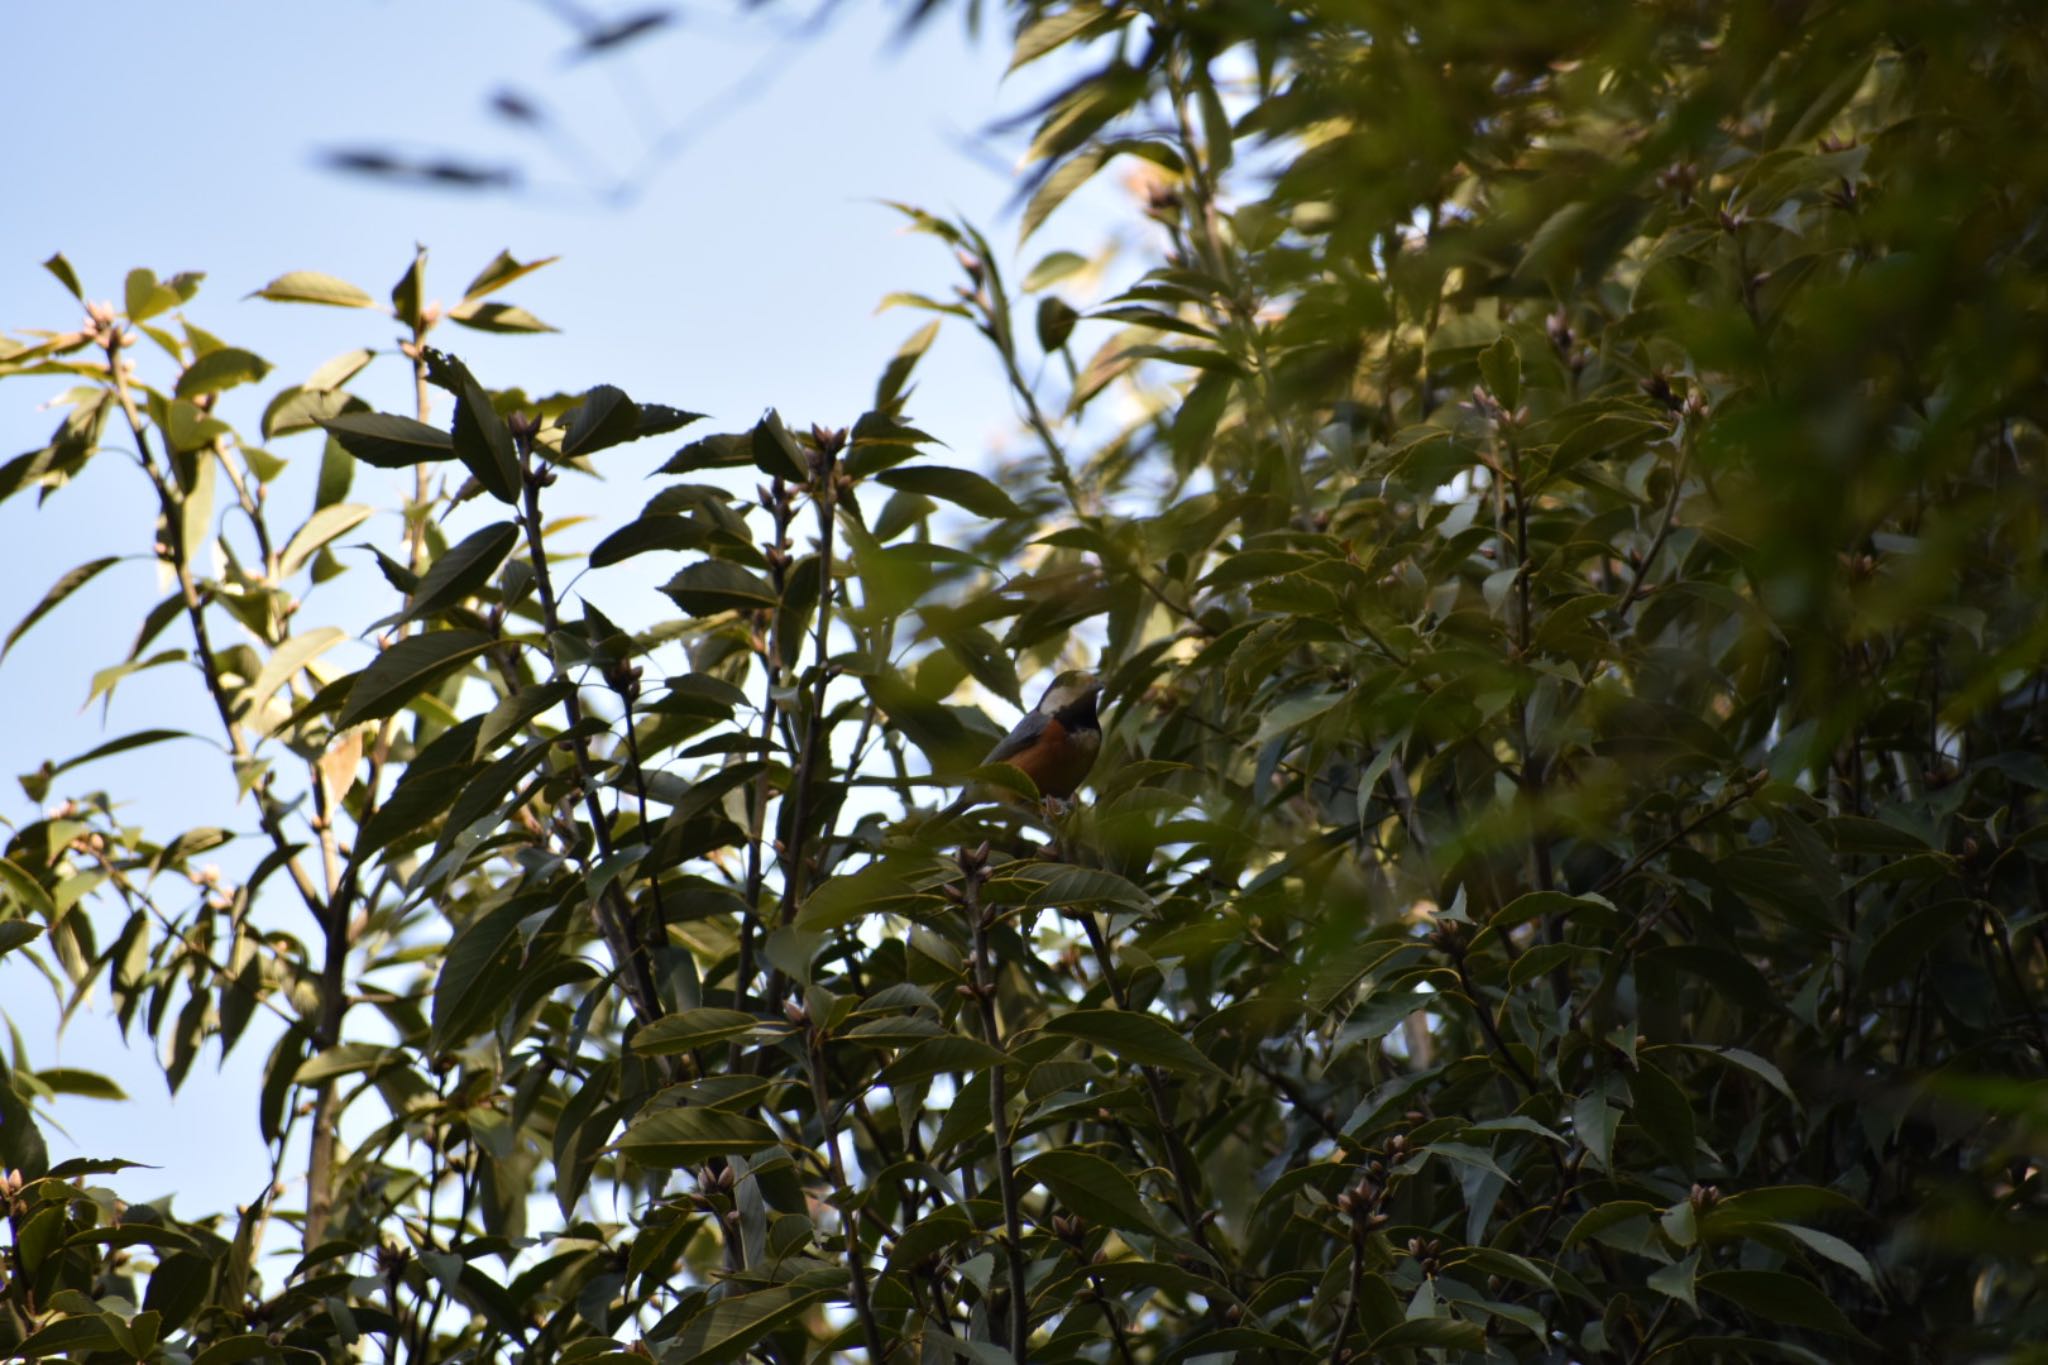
<box><xmin>3</xmin><ymin>1</ymin><xmax>2046</xmax><ymax>1361</ymax></box>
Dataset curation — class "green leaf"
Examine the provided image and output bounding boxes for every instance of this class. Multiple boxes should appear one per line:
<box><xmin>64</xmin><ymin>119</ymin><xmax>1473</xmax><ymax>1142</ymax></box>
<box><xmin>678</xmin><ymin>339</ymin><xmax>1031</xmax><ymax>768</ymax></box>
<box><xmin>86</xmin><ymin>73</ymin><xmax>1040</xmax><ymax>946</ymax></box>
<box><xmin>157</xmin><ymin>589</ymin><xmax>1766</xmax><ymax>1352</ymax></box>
<box><xmin>404</xmin><ymin>521</ymin><xmax>519</xmax><ymax>620</ymax></box>
<box><xmin>463</xmin><ymin>249</ymin><xmax>559</xmax><ymax>301</ymax></box>
<box><xmin>44</xmin><ymin>252</ymin><xmax>85</xmax><ymax>300</ymax></box>
<box><xmin>125</xmin><ymin>268</ymin><xmax>183</xmax><ymax>323</ymax></box>
<box><xmin>613</xmin><ymin>1106</ymin><xmax>778</xmax><ymax>1167</ymax></box>
<box><xmin>474</xmin><ymin>680</ymin><xmax>570</xmax><ymax>757</ymax></box>
<box><xmin>392</xmin><ymin>247</ymin><xmax>425</xmax><ymax>330</ymax></box>
<box><xmin>940</xmin><ymin>623</ymin><xmax>1022</xmax><ymax>706</ymax></box>
<box><xmin>1769</xmin><ymin>1222</ymin><xmax>1879</xmax><ymax>1293</ymax></box>
<box><xmin>243</xmin><ymin>627</ymin><xmax>347</xmax><ymax>717</ymax></box>
<box><xmin>421</xmin><ymin>349</ymin><xmax>519</xmax><ymax>503</ymax></box>
<box><xmin>1010</xmin><ymin>5</ymin><xmax>1116</xmax><ymax>71</ymax></box>
<box><xmin>334</xmin><ymin>629</ymin><xmax>496</xmax><ymax>728</ymax></box>
<box><xmin>0</xmin><ymin>921</ymin><xmax>44</xmax><ymax>957</ymax></box>
<box><xmin>318</xmin><ymin>411</ymin><xmax>456</xmax><ymax>468</ymax></box>
<box><xmin>1369</xmin><ymin>1317</ymin><xmax>1486</xmax><ymax>1351</ymax></box>
<box><xmin>886</xmin><ymin>1206</ymin><xmax>975</xmax><ymax>1273</ymax></box>
<box><xmin>16</xmin><ymin>1315</ymin><xmax>120</xmax><ymax>1358</ymax></box>
<box><xmin>252</xmin><ymin>271</ymin><xmax>376</xmax><ymax>308</ymax></box>
<box><xmin>1039</xmin><ymin>1008</ymin><xmax>1225</xmax><ymax>1079</ymax></box>
<box><xmin>751</xmin><ymin>410</ymin><xmax>809</xmax><ymax>480</ymax></box>
<box><xmin>0</xmin><ymin>857</ymin><xmax>58</xmax><ymax>919</ymax></box>
<box><xmin>798</xmin><ymin>857</ymin><xmax>947</xmax><ymax>932</ymax></box>
<box><xmin>880</xmin><ymin>1036</ymin><xmax>1008</xmax><ymax>1086</ymax></box>
<box><xmin>5</xmin><ymin>556</ymin><xmax>120</xmax><ymax>659</ymax></box>
<box><xmin>446</xmin><ymin>300</ymin><xmax>556</xmax><ymax>333</ymax></box>
<box><xmin>1562</xmin><ymin>1199</ymin><xmax>1657</xmax><ymax>1250</ymax></box>
<box><xmin>1699</xmin><ymin>1269</ymin><xmax>1867</xmax><ymax>1341</ymax></box>
<box><xmin>631</xmin><ymin>1008</ymin><xmax>786</xmax><ymax>1056</ymax></box>
<box><xmin>1627</xmin><ymin>1059</ymin><xmax>1697</xmax><ymax>1174</ymax></box>
<box><xmin>1664</xmin><ymin>1043</ymin><xmax>1799</xmax><ymax>1108</ymax></box>
<box><xmin>1649</xmin><ymin>1250</ymin><xmax>1701</xmax><ymax>1310</ymax></box>
<box><xmin>875</xmin><ymin>464</ymin><xmax>1023</xmax><ymax>518</ymax></box>
<box><xmin>1023</xmin><ymin>144</ymin><xmax>1109</xmax><ymax>242</ymax></box>
<box><xmin>560</xmin><ymin>385</ymin><xmax>701</xmax><ymax>458</ymax></box>
<box><xmin>294</xmin><ymin>1042</ymin><xmax>393</xmax><ymax>1083</ymax></box>
<box><xmin>1019</xmin><ymin>1149</ymin><xmax>1159</xmax><ymax>1233</ymax></box>
<box><xmin>1478</xmin><ymin>333</ymin><xmax>1521</xmax><ymax>410</ymax></box>
<box><xmin>306</xmin><ymin>347</ymin><xmax>376</xmax><ymax>392</ymax></box>
<box><xmin>662</xmin><ymin>560</ymin><xmax>778</xmax><ymax>617</ymax></box>
<box><xmin>33</xmin><ymin>1068</ymin><xmax>125</xmax><ymax>1100</ymax></box>
<box><xmin>664</xmin><ymin>1285</ymin><xmax>831</xmax><ymax>1365</ymax></box>
<box><xmin>986</xmin><ymin>863</ymin><xmax>1151</xmax><ymax>911</ymax></box>
<box><xmin>279</xmin><ymin>504</ymin><xmax>373</xmax><ymax>579</ymax></box>
<box><xmin>1491</xmin><ymin>889</ymin><xmax>1615</xmax><ymax>928</ymax></box>
<box><xmin>192</xmin><ymin>1335</ymin><xmax>288</xmax><ymax>1365</ymax></box>
<box><xmin>173</xmin><ymin>346</ymin><xmax>273</xmax><ymax>398</ymax></box>
<box><xmin>1024</xmin><ymin>250</ymin><xmax>1090</xmax><ymax>292</ymax></box>
<box><xmin>431</xmin><ymin>896</ymin><xmax>542</xmax><ymax>1049</ymax></box>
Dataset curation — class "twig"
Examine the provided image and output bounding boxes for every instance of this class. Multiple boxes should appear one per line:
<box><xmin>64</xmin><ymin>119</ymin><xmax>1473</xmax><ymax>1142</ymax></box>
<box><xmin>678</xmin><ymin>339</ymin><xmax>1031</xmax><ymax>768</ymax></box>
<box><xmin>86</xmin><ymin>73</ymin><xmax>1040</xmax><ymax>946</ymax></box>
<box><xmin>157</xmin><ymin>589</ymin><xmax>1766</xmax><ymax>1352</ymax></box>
<box><xmin>512</xmin><ymin>425</ymin><xmax>665</xmax><ymax>1027</ymax></box>
<box><xmin>1592</xmin><ymin>770</ymin><xmax>1768</xmax><ymax>898</ymax></box>
<box><xmin>961</xmin><ymin>844</ymin><xmax>1030</xmax><ymax>1359</ymax></box>
<box><xmin>805</xmin><ymin>1025</ymin><xmax>887</xmax><ymax>1361</ymax></box>
<box><xmin>1074</xmin><ymin>912</ymin><xmax>1221</xmax><ymax>1267</ymax></box>
<box><xmin>1612</xmin><ymin>443</ymin><xmax>1692</xmax><ymax>622</ymax></box>
<box><xmin>736</xmin><ymin>477</ymin><xmax>792</xmax><ymax>1012</ymax></box>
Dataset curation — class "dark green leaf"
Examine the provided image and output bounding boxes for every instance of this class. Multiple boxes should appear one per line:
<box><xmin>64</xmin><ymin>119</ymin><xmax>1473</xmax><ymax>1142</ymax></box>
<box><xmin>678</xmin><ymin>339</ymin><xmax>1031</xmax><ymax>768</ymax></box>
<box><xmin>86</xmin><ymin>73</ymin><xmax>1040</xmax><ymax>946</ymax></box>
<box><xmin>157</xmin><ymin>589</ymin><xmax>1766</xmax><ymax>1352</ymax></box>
<box><xmin>875</xmin><ymin>464</ymin><xmax>1022</xmax><ymax>518</ymax></box>
<box><xmin>1019</xmin><ymin>1149</ymin><xmax>1159</xmax><ymax>1233</ymax></box>
<box><xmin>318</xmin><ymin>411</ymin><xmax>456</xmax><ymax>468</ymax></box>
<box><xmin>5</xmin><ymin>556</ymin><xmax>120</xmax><ymax>659</ymax></box>
<box><xmin>613</xmin><ymin>1107</ymin><xmax>778</xmax><ymax>1167</ymax></box>
<box><xmin>421</xmin><ymin>349</ymin><xmax>519</xmax><ymax>503</ymax></box>
<box><xmin>334</xmin><ymin>629</ymin><xmax>496</xmax><ymax>728</ymax></box>
<box><xmin>405</xmin><ymin>521</ymin><xmax>520</xmax><ymax>620</ymax></box>
<box><xmin>1039</xmin><ymin>1008</ymin><xmax>1225</xmax><ymax>1078</ymax></box>
<box><xmin>662</xmin><ymin>560</ymin><xmax>778</xmax><ymax>617</ymax></box>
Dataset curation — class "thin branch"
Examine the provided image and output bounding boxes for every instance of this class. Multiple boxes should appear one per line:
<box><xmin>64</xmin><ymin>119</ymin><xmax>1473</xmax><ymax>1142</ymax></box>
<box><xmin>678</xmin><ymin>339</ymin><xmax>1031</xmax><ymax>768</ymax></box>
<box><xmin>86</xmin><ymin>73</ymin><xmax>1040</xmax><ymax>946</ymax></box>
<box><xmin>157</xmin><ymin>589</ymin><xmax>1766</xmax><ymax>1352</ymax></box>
<box><xmin>961</xmin><ymin>845</ymin><xmax>1030</xmax><ymax>1360</ymax></box>
<box><xmin>805</xmin><ymin>1026</ymin><xmax>887</xmax><ymax>1360</ymax></box>
<box><xmin>1075</xmin><ymin>910</ymin><xmax>1221</xmax><ymax>1268</ymax></box>
<box><xmin>514</xmin><ymin>427</ymin><xmax>665</xmax><ymax>1028</ymax></box>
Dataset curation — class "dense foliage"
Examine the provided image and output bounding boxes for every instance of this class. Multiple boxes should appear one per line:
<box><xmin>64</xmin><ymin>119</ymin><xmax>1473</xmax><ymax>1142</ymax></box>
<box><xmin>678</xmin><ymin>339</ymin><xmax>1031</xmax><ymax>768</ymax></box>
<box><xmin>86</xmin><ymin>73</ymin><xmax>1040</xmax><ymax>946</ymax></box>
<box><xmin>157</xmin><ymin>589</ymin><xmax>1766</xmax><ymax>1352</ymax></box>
<box><xmin>4</xmin><ymin>0</ymin><xmax>2047</xmax><ymax>1361</ymax></box>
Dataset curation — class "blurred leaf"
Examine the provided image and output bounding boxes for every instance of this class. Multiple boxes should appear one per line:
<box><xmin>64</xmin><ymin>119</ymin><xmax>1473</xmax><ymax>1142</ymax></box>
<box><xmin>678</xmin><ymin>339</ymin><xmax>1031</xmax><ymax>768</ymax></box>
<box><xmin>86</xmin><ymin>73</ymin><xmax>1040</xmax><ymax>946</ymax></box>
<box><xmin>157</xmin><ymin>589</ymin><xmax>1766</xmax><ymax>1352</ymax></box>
<box><xmin>251</xmin><ymin>270</ymin><xmax>375</xmax><ymax>308</ymax></box>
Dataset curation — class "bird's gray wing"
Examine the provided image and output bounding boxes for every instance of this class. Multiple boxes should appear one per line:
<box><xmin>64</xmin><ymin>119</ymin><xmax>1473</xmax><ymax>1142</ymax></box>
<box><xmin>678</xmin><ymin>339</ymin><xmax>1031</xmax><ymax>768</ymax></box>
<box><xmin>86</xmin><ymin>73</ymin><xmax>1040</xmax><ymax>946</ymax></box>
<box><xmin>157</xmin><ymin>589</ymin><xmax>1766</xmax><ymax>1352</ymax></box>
<box><xmin>981</xmin><ymin>710</ymin><xmax>1050</xmax><ymax>767</ymax></box>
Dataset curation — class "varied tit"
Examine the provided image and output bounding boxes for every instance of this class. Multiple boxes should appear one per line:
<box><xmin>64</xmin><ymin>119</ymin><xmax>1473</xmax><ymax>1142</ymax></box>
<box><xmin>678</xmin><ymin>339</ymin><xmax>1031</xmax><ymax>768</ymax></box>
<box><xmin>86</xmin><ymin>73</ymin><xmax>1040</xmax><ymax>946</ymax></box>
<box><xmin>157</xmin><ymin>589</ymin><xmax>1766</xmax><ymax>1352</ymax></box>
<box><xmin>936</xmin><ymin>669</ymin><xmax>1103</xmax><ymax>820</ymax></box>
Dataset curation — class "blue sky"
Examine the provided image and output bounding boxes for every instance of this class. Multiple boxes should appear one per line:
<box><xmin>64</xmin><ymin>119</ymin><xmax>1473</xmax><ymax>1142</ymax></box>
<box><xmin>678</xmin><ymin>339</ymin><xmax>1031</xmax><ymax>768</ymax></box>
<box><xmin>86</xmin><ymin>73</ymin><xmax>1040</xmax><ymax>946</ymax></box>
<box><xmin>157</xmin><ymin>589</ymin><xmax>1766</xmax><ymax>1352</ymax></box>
<box><xmin>0</xmin><ymin>0</ymin><xmax>1127</xmax><ymax>1226</ymax></box>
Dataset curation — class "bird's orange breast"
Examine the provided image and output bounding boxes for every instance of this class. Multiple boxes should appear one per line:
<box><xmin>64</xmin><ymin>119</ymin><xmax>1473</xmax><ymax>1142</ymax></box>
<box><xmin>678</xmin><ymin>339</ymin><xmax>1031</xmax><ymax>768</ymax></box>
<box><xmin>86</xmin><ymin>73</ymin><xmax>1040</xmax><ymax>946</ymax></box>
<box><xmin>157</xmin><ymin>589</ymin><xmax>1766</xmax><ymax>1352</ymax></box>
<box><xmin>1002</xmin><ymin>717</ymin><xmax>1101</xmax><ymax>799</ymax></box>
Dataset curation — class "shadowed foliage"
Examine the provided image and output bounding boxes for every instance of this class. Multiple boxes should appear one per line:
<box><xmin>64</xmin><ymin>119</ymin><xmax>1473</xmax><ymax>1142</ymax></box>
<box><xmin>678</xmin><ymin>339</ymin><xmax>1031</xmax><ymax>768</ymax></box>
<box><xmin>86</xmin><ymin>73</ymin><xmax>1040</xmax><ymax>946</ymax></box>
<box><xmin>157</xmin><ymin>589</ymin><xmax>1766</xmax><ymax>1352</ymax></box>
<box><xmin>3</xmin><ymin>1</ymin><xmax>2046</xmax><ymax>1360</ymax></box>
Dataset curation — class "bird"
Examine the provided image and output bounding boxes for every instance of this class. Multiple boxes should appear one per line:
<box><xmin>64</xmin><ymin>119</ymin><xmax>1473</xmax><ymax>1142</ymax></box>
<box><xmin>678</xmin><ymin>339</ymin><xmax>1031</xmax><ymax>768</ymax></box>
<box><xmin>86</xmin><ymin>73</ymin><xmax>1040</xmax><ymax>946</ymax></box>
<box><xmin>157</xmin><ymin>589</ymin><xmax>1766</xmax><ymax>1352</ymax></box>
<box><xmin>935</xmin><ymin>669</ymin><xmax>1103</xmax><ymax>822</ymax></box>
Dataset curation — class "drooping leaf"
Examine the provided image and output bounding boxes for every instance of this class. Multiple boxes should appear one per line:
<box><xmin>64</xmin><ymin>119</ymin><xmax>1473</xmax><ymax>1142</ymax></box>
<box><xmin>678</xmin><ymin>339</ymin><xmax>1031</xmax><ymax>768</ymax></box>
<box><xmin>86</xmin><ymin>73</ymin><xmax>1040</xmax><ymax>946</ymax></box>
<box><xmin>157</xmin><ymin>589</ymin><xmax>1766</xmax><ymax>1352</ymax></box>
<box><xmin>1019</xmin><ymin>1149</ymin><xmax>1160</xmax><ymax>1233</ymax></box>
<box><xmin>404</xmin><ymin>521</ymin><xmax>520</xmax><ymax>620</ymax></box>
<box><xmin>1039</xmin><ymin>1008</ymin><xmax>1225</xmax><ymax>1079</ymax></box>
<box><xmin>613</xmin><ymin>1107</ymin><xmax>778</xmax><ymax>1167</ymax></box>
<box><xmin>875</xmin><ymin>464</ymin><xmax>1023</xmax><ymax>518</ymax></box>
<box><xmin>334</xmin><ymin>629</ymin><xmax>497</xmax><ymax>728</ymax></box>
<box><xmin>5</xmin><ymin>557</ymin><xmax>121</xmax><ymax>660</ymax></box>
